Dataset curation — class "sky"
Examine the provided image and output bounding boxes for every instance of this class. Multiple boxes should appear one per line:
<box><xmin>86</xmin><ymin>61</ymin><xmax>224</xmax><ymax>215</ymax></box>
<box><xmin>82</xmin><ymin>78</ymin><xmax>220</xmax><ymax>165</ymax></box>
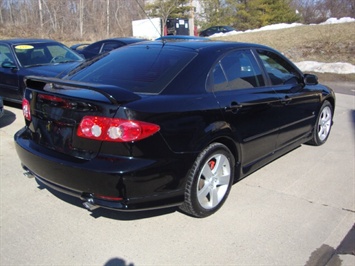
<box><xmin>210</xmin><ymin>17</ymin><xmax>355</xmax><ymax>74</ymax></box>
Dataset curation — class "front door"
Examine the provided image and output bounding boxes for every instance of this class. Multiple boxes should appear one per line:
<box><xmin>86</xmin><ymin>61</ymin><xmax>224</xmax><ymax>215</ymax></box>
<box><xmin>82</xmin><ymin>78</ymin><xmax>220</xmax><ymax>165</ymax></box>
<box><xmin>255</xmin><ymin>49</ymin><xmax>320</xmax><ymax>150</ymax></box>
<box><xmin>0</xmin><ymin>44</ymin><xmax>20</xmax><ymax>101</ymax></box>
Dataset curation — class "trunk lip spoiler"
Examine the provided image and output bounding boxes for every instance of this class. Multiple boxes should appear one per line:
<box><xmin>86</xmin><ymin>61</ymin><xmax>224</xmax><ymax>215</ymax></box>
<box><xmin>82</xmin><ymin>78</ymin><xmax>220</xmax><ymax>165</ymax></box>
<box><xmin>24</xmin><ymin>75</ymin><xmax>141</xmax><ymax>105</ymax></box>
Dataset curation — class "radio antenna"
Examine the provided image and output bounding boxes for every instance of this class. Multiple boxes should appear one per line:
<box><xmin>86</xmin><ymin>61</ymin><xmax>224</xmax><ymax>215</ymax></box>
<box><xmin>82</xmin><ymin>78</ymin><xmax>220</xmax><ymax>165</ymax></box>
<box><xmin>134</xmin><ymin>0</ymin><xmax>163</xmax><ymax>40</ymax></box>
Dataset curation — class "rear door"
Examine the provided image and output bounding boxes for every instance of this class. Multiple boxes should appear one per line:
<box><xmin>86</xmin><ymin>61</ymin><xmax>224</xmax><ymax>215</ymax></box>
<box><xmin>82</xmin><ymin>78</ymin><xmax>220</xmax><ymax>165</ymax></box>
<box><xmin>209</xmin><ymin>49</ymin><xmax>280</xmax><ymax>175</ymax></box>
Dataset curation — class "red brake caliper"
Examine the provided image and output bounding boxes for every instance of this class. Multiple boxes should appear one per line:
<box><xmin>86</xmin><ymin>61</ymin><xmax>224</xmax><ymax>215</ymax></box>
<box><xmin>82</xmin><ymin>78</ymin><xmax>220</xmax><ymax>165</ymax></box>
<box><xmin>208</xmin><ymin>159</ymin><xmax>216</xmax><ymax>170</ymax></box>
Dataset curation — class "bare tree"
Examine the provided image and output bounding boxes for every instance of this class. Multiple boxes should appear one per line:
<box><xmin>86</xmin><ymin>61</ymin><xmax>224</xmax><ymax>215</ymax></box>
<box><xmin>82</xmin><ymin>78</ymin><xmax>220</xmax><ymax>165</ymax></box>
<box><xmin>323</xmin><ymin>0</ymin><xmax>355</xmax><ymax>18</ymax></box>
<box><xmin>291</xmin><ymin>0</ymin><xmax>355</xmax><ymax>23</ymax></box>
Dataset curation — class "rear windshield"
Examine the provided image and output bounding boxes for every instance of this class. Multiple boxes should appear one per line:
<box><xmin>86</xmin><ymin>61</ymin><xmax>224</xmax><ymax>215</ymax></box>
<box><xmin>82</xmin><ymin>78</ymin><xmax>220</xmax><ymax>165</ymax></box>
<box><xmin>65</xmin><ymin>44</ymin><xmax>197</xmax><ymax>94</ymax></box>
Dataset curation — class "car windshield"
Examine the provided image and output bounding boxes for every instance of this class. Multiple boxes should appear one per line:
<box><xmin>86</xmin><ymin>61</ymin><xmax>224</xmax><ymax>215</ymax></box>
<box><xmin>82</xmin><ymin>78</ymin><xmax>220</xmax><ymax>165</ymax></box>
<box><xmin>13</xmin><ymin>42</ymin><xmax>83</xmax><ymax>67</ymax></box>
<box><xmin>65</xmin><ymin>44</ymin><xmax>197</xmax><ymax>94</ymax></box>
<box><xmin>224</xmin><ymin>26</ymin><xmax>235</xmax><ymax>31</ymax></box>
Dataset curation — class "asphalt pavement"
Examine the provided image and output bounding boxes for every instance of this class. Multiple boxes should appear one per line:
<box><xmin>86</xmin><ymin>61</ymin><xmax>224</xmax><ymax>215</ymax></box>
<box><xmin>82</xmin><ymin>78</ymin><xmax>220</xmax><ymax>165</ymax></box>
<box><xmin>0</xmin><ymin>84</ymin><xmax>354</xmax><ymax>266</ymax></box>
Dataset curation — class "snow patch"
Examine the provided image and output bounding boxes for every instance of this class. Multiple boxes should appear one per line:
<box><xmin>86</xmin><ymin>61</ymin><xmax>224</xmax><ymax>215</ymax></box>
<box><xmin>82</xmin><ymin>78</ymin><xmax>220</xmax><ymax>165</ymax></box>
<box><xmin>295</xmin><ymin>61</ymin><xmax>355</xmax><ymax>74</ymax></box>
<box><xmin>210</xmin><ymin>17</ymin><xmax>355</xmax><ymax>74</ymax></box>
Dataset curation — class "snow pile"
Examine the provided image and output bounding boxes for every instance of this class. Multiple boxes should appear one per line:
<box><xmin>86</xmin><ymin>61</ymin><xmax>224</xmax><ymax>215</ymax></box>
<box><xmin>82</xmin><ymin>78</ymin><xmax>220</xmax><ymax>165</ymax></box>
<box><xmin>210</xmin><ymin>17</ymin><xmax>355</xmax><ymax>74</ymax></box>
<box><xmin>210</xmin><ymin>17</ymin><xmax>355</xmax><ymax>37</ymax></box>
<box><xmin>295</xmin><ymin>61</ymin><xmax>355</xmax><ymax>74</ymax></box>
<box><xmin>320</xmin><ymin>17</ymin><xmax>355</xmax><ymax>24</ymax></box>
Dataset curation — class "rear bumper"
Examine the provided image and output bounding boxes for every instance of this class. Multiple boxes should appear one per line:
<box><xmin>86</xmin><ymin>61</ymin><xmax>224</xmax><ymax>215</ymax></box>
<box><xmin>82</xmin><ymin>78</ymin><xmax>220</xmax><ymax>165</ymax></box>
<box><xmin>15</xmin><ymin>127</ymin><xmax>193</xmax><ymax>211</ymax></box>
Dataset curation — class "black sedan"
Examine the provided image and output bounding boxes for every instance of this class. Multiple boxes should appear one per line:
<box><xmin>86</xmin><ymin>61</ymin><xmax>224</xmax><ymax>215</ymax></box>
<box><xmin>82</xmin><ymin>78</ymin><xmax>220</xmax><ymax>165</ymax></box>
<box><xmin>75</xmin><ymin>37</ymin><xmax>147</xmax><ymax>59</ymax></box>
<box><xmin>0</xmin><ymin>39</ymin><xmax>83</xmax><ymax>103</ymax></box>
<box><xmin>15</xmin><ymin>40</ymin><xmax>335</xmax><ymax>218</ymax></box>
<box><xmin>199</xmin><ymin>26</ymin><xmax>236</xmax><ymax>37</ymax></box>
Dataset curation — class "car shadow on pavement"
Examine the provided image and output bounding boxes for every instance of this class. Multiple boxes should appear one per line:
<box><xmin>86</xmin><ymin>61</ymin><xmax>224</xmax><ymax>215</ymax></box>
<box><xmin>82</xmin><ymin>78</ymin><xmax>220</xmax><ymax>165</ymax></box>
<box><xmin>0</xmin><ymin>109</ymin><xmax>17</xmax><ymax>128</ymax></box>
<box><xmin>36</xmin><ymin>179</ymin><xmax>178</xmax><ymax>220</ymax></box>
<box><xmin>91</xmin><ymin>206</ymin><xmax>178</xmax><ymax>220</ymax></box>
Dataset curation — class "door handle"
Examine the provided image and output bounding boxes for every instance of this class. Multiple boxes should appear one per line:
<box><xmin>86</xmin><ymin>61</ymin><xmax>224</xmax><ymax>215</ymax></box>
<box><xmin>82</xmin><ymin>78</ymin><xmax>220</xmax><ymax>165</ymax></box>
<box><xmin>281</xmin><ymin>96</ymin><xmax>292</xmax><ymax>105</ymax></box>
<box><xmin>225</xmin><ymin>101</ymin><xmax>242</xmax><ymax>113</ymax></box>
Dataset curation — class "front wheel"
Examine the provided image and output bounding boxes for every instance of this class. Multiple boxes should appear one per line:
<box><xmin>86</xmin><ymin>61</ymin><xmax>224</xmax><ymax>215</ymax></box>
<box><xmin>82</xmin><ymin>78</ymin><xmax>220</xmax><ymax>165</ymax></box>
<box><xmin>308</xmin><ymin>100</ymin><xmax>333</xmax><ymax>146</ymax></box>
<box><xmin>179</xmin><ymin>143</ymin><xmax>234</xmax><ymax>218</ymax></box>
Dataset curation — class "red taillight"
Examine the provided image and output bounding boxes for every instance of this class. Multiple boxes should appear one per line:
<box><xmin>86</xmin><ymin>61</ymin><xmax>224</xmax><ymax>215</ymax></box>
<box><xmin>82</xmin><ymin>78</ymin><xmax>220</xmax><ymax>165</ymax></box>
<box><xmin>22</xmin><ymin>98</ymin><xmax>31</xmax><ymax>121</ymax></box>
<box><xmin>77</xmin><ymin>116</ymin><xmax>160</xmax><ymax>142</ymax></box>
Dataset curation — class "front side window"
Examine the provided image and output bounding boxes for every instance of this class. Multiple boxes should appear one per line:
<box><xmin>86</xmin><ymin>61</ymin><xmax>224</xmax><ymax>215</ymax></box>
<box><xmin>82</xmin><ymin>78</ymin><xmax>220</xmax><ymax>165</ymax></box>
<box><xmin>257</xmin><ymin>50</ymin><xmax>301</xmax><ymax>86</ymax></box>
<box><xmin>0</xmin><ymin>45</ymin><xmax>15</xmax><ymax>66</ymax></box>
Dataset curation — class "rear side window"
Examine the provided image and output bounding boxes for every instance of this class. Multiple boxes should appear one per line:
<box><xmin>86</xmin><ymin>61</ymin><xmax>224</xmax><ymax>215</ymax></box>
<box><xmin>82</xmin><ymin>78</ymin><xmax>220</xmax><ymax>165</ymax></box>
<box><xmin>208</xmin><ymin>49</ymin><xmax>264</xmax><ymax>92</ymax></box>
<box><xmin>101</xmin><ymin>42</ymin><xmax>122</xmax><ymax>53</ymax></box>
<box><xmin>66</xmin><ymin>45</ymin><xmax>197</xmax><ymax>94</ymax></box>
<box><xmin>85</xmin><ymin>43</ymin><xmax>102</xmax><ymax>54</ymax></box>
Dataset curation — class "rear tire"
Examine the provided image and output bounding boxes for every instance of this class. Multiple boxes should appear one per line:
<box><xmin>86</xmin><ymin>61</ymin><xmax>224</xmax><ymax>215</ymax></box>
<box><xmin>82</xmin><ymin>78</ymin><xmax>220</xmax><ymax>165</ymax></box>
<box><xmin>308</xmin><ymin>100</ymin><xmax>333</xmax><ymax>146</ymax></box>
<box><xmin>179</xmin><ymin>143</ymin><xmax>234</xmax><ymax>218</ymax></box>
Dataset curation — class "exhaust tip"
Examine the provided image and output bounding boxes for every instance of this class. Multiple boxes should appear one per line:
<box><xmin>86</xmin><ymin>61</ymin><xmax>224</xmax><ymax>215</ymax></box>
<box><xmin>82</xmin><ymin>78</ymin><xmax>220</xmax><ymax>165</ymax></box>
<box><xmin>22</xmin><ymin>165</ymin><xmax>35</xmax><ymax>178</ymax></box>
<box><xmin>83</xmin><ymin>201</ymin><xmax>99</xmax><ymax>211</ymax></box>
<box><xmin>23</xmin><ymin>171</ymin><xmax>34</xmax><ymax>178</ymax></box>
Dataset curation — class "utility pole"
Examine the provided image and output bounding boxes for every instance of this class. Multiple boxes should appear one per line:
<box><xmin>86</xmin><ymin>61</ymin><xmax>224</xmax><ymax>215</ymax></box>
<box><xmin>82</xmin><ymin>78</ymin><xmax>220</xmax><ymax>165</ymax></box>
<box><xmin>106</xmin><ymin>0</ymin><xmax>110</xmax><ymax>37</ymax></box>
<box><xmin>79</xmin><ymin>0</ymin><xmax>83</xmax><ymax>38</ymax></box>
<box><xmin>189</xmin><ymin>0</ymin><xmax>195</xmax><ymax>36</ymax></box>
<box><xmin>38</xmin><ymin>0</ymin><xmax>43</xmax><ymax>30</ymax></box>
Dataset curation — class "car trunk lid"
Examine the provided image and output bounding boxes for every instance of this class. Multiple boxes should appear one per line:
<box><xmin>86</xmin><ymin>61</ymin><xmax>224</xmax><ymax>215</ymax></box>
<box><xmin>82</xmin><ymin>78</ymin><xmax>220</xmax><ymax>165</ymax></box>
<box><xmin>23</xmin><ymin>76</ymin><xmax>141</xmax><ymax>160</ymax></box>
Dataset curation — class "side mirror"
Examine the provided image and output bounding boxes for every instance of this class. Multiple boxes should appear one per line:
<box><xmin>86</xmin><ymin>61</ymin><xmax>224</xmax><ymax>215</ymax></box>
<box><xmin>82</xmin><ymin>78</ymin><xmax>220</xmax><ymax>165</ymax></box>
<box><xmin>304</xmin><ymin>74</ymin><xmax>318</xmax><ymax>85</ymax></box>
<box><xmin>2</xmin><ymin>61</ymin><xmax>17</xmax><ymax>69</ymax></box>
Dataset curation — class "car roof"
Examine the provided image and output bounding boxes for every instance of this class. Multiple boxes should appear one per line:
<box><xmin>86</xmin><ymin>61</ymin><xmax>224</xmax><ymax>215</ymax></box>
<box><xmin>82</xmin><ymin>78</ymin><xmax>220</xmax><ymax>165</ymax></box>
<box><xmin>0</xmin><ymin>38</ymin><xmax>61</xmax><ymax>45</ymax></box>
<box><xmin>147</xmin><ymin>39</ymin><xmax>270</xmax><ymax>52</ymax></box>
<box><xmin>156</xmin><ymin>35</ymin><xmax>208</xmax><ymax>41</ymax></box>
<box><xmin>95</xmin><ymin>37</ymin><xmax>147</xmax><ymax>44</ymax></box>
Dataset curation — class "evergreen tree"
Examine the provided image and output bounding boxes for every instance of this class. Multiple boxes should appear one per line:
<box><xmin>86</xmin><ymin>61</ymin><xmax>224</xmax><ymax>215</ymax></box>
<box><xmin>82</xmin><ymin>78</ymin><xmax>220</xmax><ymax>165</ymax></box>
<box><xmin>236</xmin><ymin>0</ymin><xmax>300</xmax><ymax>30</ymax></box>
<box><xmin>201</xmin><ymin>0</ymin><xmax>300</xmax><ymax>31</ymax></box>
<box><xmin>260</xmin><ymin>0</ymin><xmax>300</xmax><ymax>25</ymax></box>
<box><xmin>199</xmin><ymin>0</ymin><xmax>230</xmax><ymax>28</ymax></box>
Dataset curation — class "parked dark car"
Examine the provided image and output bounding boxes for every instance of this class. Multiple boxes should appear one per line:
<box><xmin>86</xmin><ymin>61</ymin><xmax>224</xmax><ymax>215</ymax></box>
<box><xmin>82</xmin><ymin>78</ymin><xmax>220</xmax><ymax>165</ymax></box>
<box><xmin>69</xmin><ymin>43</ymin><xmax>90</xmax><ymax>52</ymax></box>
<box><xmin>0</xmin><ymin>39</ymin><xmax>83</xmax><ymax>103</ymax></box>
<box><xmin>74</xmin><ymin>37</ymin><xmax>147</xmax><ymax>59</ymax></box>
<box><xmin>156</xmin><ymin>35</ymin><xmax>208</xmax><ymax>42</ymax></box>
<box><xmin>15</xmin><ymin>40</ymin><xmax>335</xmax><ymax>218</ymax></box>
<box><xmin>0</xmin><ymin>96</ymin><xmax>4</xmax><ymax>119</ymax></box>
<box><xmin>199</xmin><ymin>26</ymin><xmax>236</xmax><ymax>37</ymax></box>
